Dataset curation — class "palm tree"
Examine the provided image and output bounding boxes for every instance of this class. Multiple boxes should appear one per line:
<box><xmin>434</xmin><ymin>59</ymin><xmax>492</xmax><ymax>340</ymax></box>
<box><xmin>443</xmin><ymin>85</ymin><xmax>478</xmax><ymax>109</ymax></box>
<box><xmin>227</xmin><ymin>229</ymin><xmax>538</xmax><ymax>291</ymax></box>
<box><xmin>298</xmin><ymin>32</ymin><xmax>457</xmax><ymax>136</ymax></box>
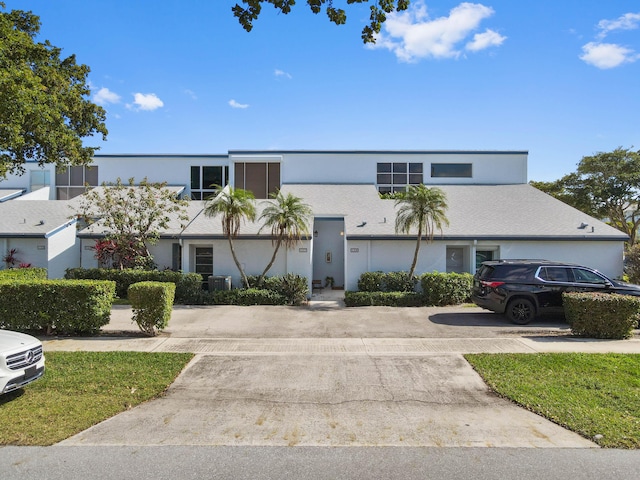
<box><xmin>394</xmin><ymin>185</ymin><xmax>449</xmax><ymax>278</ymax></box>
<box><xmin>204</xmin><ymin>185</ymin><xmax>256</xmax><ymax>288</ymax></box>
<box><xmin>257</xmin><ymin>191</ymin><xmax>313</xmax><ymax>285</ymax></box>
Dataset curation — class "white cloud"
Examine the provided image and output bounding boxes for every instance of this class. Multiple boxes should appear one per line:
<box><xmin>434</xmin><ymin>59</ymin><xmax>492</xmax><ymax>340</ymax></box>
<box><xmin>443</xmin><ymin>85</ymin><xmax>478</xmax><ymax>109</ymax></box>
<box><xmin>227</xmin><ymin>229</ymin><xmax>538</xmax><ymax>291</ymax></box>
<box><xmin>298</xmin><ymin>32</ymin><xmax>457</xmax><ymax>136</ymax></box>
<box><xmin>370</xmin><ymin>2</ymin><xmax>504</xmax><ymax>62</ymax></box>
<box><xmin>466</xmin><ymin>29</ymin><xmax>506</xmax><ymax>51</ymax></box>
<box><xmin>184</xmin><ymin>89</ymin><xmax>197</xmax><ymax>100</ymax></box>
<box><xmin>580</xmin><ymin>42</ymin><xmax>639</xmax><ymax>69</ymax></box>
<box><xmin>127</xmin><ymin>93</ymin><xmax>164</xmax><ymax>111</ymax></box>
<box><xmin>275</xmin><ymin>69</ymin><xmax>292</xmax><ymax>79</ymax></box>
<box><xmin>597</xmin><ymin>12</ymin><xmax>640</xmax><ymax>39</ymax></box>
<box><xmin>93</xmin><ymin>87</ymin><xmax>121</xmax><ymax>105</ymax></box>
<box><xmin>229</xmin><ymin>99</ymin><xmax>249</xmax><ymax>109</ymax></box>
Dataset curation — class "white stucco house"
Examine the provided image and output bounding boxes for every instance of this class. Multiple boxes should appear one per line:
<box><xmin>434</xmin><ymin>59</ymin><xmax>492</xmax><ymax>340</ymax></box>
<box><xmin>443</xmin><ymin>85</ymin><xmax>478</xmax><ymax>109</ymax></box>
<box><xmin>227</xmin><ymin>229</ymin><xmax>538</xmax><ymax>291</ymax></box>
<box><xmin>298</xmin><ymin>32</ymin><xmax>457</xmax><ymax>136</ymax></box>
<box><xmin>0</xmin><ymin>150</ymin><xmax>628</xmax><ymax>290</ymax></box>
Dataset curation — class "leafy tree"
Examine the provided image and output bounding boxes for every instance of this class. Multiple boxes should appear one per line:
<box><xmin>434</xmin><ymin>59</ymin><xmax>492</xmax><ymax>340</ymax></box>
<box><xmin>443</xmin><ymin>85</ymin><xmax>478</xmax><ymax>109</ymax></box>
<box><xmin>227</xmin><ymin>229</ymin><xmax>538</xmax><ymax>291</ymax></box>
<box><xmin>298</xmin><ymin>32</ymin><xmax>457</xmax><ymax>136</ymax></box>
<box><xmin>233</xmin><ymin>0</ymin><xmax>410</xmax><ymax>43</ymax></box>
<box><xmin>74</xmin><ymin>178</ymin><xmax>190</xmax><ymax>270</ymax></box>
<box><xmin>394</xmin><ymin>184</ymin><xmax>449</xmax><ymax>278</ymax></box>
<box><xmin>204</xmin><ymin>185</ymin><xmax>257</xmax><ymax>288</ymax></box>
<box><xmin>531</xmin><ymin>147</ymin><xmax>640</xmax><ymax>245</ymax></box>
<box><xmin>257</xmin><ymin>191</ymin><xmax>313</xmax><ymax>285</ymax></box>
<box><xmin>0</xmin><ymin>4</ymin><xmax>108</xmax><ymax>178</ymax></box>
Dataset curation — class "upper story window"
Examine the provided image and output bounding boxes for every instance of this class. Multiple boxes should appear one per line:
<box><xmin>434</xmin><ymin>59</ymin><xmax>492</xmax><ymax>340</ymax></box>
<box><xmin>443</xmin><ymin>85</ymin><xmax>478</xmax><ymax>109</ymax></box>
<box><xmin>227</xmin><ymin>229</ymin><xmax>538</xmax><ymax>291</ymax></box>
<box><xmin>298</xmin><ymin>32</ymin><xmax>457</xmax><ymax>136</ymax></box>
<box><xmin>234</xmin><ymin>162</ymin><xmax>280</xmax><ymax>199</ymax></box>
<box><xmin>30</xmin><ymin>170</ymin><xmax>50</xmax><ymax>191</ymax></box>
<box><xmin>56</xmin><ymin>165</ymin><xmax>99</xmax><ymax>199</ymax></box>
<box><xmin>191</xmin><ymin>166</ymin><xmax>229</xmax><ymax>200</ymax></box>
<box><xmin>377</xmin><ymin>162</ymin><xmax>423</xmax><ymax>194</ymax></box>
<box><xmin>431</xmin><ymin>163</ymin><xmax>472</xmax><ymax>178</ymax></box>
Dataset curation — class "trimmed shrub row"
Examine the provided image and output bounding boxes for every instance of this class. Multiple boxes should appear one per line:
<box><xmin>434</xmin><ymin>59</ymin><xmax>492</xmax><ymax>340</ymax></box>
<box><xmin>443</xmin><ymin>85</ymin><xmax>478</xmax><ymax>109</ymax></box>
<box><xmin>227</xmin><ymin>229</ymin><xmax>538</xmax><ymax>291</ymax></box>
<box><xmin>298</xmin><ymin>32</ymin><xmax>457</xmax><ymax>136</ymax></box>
<box><xmin>0</xmin><ymin>279</ymin><xmax>115</xmax><ymax>334</ymax></box>
<box><xmin>0</xmin><ymin>267</ymin><xmax>47</xmax><ymax>280</ymax></box>
<box><xmin>65</xmin><ymin>268</ymin><xmax>201</xmax><ymax>304</ymax></box>
<box><xmin>421</xmin><ymin>272</ymin><xmax>473</xmax><ymax>306</ymax></box>
<box><xmin>348</xmin><ymin>271</ymin><xmax>473</xmax><ymax>307</ymax></box>
<box><xmin>197</xmin><ymin>274</ymin><xmax>308</xmax><ymax>306</ymax></box>
<box><xmin>358</xmin><ymin>271</ymin><xmax>416</xmax><ymax>293</ymax></box>
<box><xmin>344</xmin><ymin>291</ymin><xmax>424</xmax><ymax>307</ymax></box>
<box><xmin>129</xmin><ymin>281</ymin><xmax>176</xmax><ymax>336</ymax></box>
<box><xmin>204</xmin><ymin>288</ymin><xmax>287</xmax><ymax>306</ymax></box>
<box><xmin>563</xmin><ymin>292</ymin><xmax>640</xmax><ymax>339</ymax></box>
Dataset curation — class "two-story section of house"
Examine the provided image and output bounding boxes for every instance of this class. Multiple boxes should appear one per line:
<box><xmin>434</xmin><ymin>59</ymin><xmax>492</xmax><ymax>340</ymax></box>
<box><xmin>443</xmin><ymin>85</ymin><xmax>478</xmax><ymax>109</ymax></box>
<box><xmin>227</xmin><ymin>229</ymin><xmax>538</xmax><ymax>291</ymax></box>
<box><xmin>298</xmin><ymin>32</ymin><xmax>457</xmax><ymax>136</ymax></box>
<box><xmin>0</xmin><ymin>150</ymin><xmax>627</xmax><ymax>290</ymax></box>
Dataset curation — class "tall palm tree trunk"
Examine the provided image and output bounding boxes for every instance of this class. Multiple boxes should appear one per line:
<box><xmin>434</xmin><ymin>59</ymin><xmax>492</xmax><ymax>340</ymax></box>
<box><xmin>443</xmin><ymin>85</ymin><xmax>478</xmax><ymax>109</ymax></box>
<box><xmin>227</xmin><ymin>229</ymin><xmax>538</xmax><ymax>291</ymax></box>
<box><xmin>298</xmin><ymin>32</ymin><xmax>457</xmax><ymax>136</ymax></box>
<box><xmin>409</xmin><ymin>225</ymin><xmax>423</xmax><ymax>278</ymax></box>
<box><xmin>227</xmin><ymin>236</ymin><xmax>249</xmax><ymax>288</ymax></box>
<box><xmin>258</xmin><ymin>237</ymin><xmax>283</xmax><ymax>286</ymax></box>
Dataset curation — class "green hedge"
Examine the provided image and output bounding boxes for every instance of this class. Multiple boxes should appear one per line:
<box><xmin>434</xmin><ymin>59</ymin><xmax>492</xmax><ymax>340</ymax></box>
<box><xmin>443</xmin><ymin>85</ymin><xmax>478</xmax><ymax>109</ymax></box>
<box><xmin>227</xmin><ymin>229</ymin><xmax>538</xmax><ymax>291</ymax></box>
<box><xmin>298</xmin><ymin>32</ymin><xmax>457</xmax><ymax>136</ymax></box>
<box><xmin>206</xmin><ymin>273</ymin><xmax>307</xmax><ymax>306</ymax></box>
<box><xmin>0</xmin><ymin>280</ymin><xmax>115</xmax><ymax>334</ymax></box>
<box><xmin>357</xmin><ymin>271</ymin><xmax>416</xmax><ymax>292</ymax></box>
<box><xmin>202</xmin><ymin>288</ymin><xmax>287</xmax><ymax>306</ymax></box>
<box><xmin>421</xmin><ymin>272</ymin><xmax>473</xmax><ymax>306</ymax></box>
<box><xmin>344</xmin><ymin>291</ymin><xmax>424</xmax><ymax>307</ymax></box>
<box><xmin>0</xmin><ymin>268</ymin><xmax>47</xmax><ymax>280</ymax></box>
<box><xmin>128</xmin><ymin>281</ymin><xmax>176</xmax><ymax>336</ymax></box>
<box><xmin>351</xmin><ymin>271</ymin><xmax>473</xmax><ymax>307</ymax></box>
<box><xmin>563</xmin><ymin>292</ymin><xmax>640</xmax><ymax>339</ymax></box>
<box><xmin>65</xmin><ymin>268</ymin><xmax>201</xmax><ymax>304</ymax></box>
<box><xmin>263</xmin><ymin>273</ymin><xmax>308</xmax><ymax>305</ymax></box>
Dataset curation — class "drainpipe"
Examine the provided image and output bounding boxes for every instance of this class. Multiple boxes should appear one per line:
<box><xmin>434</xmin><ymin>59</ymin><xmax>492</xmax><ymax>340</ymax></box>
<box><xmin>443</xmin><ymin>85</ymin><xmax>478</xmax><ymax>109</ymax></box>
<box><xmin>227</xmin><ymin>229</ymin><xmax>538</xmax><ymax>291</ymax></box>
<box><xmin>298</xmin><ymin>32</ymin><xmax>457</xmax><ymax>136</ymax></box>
<box><xmin>471</xmin><ymin>239</ymin><xmax>477</xmax><ymax>275</ymax></box>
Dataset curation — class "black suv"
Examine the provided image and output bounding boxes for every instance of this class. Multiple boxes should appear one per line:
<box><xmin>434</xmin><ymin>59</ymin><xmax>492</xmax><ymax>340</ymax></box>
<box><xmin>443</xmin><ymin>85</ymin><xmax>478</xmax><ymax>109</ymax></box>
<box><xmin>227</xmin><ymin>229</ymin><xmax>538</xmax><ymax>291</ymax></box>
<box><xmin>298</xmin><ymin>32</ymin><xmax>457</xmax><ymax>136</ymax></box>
<box><xmin>471</xmin><ymin>259</ymin><xmax>640</xmax><ymax>324</ymax></box>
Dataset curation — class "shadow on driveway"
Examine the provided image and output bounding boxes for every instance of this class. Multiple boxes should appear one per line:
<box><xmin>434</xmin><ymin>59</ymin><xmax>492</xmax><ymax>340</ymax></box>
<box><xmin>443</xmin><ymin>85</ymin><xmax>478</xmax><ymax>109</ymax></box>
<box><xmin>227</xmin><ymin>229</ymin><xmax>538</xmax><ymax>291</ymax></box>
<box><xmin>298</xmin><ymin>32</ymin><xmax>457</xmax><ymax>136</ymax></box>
<box><xmin>429</xmin><ymin>310</ymin><xmax>570</xmax><ymax>332</ymax></box>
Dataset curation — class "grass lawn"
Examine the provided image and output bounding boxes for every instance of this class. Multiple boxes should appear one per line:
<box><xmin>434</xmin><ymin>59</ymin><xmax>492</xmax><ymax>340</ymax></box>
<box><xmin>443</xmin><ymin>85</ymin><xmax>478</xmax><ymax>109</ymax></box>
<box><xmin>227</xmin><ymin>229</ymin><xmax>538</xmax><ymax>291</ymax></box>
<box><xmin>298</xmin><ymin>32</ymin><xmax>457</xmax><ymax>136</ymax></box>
<box><xmin>465</xmin><ymin>353</ymin><xmax>640</xmax><ymax>449</ymax></box>
<box><xmin>0</xmin><ymin>351</ymin><xmax>193</xmax><ymax>446</ymax></box>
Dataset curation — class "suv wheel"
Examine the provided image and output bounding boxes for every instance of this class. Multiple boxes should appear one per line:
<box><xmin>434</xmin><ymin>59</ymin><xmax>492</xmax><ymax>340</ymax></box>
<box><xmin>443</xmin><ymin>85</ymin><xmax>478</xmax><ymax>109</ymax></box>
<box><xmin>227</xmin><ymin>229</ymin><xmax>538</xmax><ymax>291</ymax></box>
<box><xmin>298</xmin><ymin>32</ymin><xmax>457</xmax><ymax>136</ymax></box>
<box><xmin>506</xmin><ymin>298</ymin><xmax>535</xmax><ymax>325</ymax></box>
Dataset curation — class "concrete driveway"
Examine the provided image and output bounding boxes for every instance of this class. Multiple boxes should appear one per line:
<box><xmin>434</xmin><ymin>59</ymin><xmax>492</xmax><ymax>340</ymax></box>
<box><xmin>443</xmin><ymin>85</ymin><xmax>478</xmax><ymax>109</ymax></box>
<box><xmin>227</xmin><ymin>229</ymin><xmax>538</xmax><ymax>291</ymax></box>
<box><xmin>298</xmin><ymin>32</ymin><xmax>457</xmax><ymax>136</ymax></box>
<box><xmin>50</xmin><ymin>302</ymin><xmax>640</xmax><ymax>448</ymax></box>
<box><xmin>59</xmin><ymin>350</ymin><xmax>595</xmax><ymax>448</ymax></box>
<box><xmin>51</xmin><ymin>307</ymin><xmax>595</xmax><ymax>448</ymax></box>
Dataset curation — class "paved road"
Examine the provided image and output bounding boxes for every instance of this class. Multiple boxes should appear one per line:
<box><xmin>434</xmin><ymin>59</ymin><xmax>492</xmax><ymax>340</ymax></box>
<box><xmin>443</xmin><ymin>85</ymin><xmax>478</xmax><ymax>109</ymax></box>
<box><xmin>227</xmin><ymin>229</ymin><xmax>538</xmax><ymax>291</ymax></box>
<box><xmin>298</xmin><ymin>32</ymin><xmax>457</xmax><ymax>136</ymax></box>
<box><xmin>4</xmin><ymin>446</ymin><xmax>640</xmax><ymax>480</ymax></box>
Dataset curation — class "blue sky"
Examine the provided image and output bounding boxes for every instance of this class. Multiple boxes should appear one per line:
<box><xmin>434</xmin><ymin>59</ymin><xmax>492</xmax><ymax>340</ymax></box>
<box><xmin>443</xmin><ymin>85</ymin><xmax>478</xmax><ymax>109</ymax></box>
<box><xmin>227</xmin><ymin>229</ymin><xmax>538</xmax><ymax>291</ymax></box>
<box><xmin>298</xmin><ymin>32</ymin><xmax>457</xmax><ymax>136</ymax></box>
<box><xmin>5</xmin><ymin>1</ymin><xmax>640</xmax><ymax>181</ymax></box>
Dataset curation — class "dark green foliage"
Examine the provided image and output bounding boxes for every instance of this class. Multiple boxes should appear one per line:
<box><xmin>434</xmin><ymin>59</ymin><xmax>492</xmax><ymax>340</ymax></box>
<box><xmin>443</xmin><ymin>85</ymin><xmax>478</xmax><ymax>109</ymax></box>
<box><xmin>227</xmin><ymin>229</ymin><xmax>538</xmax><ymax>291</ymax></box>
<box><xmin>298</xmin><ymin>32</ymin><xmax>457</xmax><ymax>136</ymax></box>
<box><xmin>0</xmin><ymin>6</ymin><xmax>108</xmax><ymax>177</ymax></box>
<box><xmin>128</xmin><ymin>282</ymin><xmax>175</xmax><ymax>336</ymax></box>
<box><xmin>0</xmin><ymin>280</ymin><xmax>115</xmax><ymax>334</ymax></box>
<box><xmin>0</xmin><ymin>267</ymin><xmax>47</xmax><ymax>280</ymax></box>
<box><xmin>65</xmin><ymin>268</ymin><xmax>200</xmax><ymax>304</ymax></box>
<box><xmin>563</xmin><ymin>292</ymin><xmax>640</xmax><ymax>339</ymax></box>
<box><xmin>421</xmin><ymin>272</ymin><xmax>473</xmax><ymax>306</ymax></box>
<box><xmin>624</xmin><ymin>243</ymin><xmax>640</xmax><ymax>284</ymax></box>
<box><xmin>200</xmin><ymin>274</ymin><xmax>306</xmax><ymax>306</ymax></box>
<box><xmin>174</xmin><ymin>273</ymin><xmax>205</xmax><ymax>304</ymax></box>
<box><xmin>264</xmin><ymin>273</ymin><xmax>308</xmax><ymax>305</ymax></box>
<box><xmin>357</xmin><ymin>271</ymin><xmax>385</xmax><ymax>292</ymax></box>
<box><xmin>245</xmin><ymin>274</ymin><xmax>263</xmax><ymax>288</ymax></box>
<box><xmin>357</xmin><ymin>271</ymin><xmax>416</xmax><ymax>292</ymax></box>
<box><xmin>384</xmin><ymin>271</ymin><xmax>417</xmax><ymax>292</ymax></box>
<box><xmin>232</xmin><ymin>1</ymin><xmax>410</xmax><ymax>44</ymax></box>
<box><xmin>206</xmin><ymin>288</ymin><xmax>286</xmax><ymax>306</ymax></box>
<box><xmin>344</xmin><ymin>291</ymin><xmax>424</xmax><ymax>307</ymax></box>
<box><xmin>354</xmin><ymin>271</ymin><xmax>471</xmax><ymax>306</ymax></box>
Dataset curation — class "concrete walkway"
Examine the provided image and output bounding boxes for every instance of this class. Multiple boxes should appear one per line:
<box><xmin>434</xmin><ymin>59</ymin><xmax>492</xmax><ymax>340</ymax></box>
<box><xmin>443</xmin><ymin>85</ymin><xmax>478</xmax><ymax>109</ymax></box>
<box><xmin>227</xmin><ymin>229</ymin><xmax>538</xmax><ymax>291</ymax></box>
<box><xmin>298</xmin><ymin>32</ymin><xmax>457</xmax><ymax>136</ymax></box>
<box><xmin>44</xmin><ymin>298</ymin><xmax>639</xmax><ymax>448</ymax></box>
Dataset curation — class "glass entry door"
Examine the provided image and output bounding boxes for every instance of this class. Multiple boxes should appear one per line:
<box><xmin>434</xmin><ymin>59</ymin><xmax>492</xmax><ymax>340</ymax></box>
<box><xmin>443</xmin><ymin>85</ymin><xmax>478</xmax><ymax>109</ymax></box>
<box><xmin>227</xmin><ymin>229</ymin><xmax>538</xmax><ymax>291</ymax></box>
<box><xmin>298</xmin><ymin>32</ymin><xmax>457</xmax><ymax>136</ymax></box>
<box><xmin>195</xmin><ymin>247</ymin><xmax>213</xmax><ymax>289</ymax></box>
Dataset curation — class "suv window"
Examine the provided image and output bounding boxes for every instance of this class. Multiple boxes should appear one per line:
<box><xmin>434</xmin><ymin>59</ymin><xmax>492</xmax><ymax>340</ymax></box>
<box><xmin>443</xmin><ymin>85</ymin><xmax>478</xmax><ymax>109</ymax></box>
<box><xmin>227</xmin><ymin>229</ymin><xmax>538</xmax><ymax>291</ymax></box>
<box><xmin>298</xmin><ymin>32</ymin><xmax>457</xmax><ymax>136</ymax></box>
<box><xmin>476</xmin><ymin>265</ymin><xmax>495</xmax><ymax>280</ymax></box>
<box><xmin>572</xmin><ymin>268</ymin><xmax>608</xmax><ymax>285</ymax></box>
<box><xmin>477</xmin><ymin>264</ymin><xmax>538</xmax><ymax>281</ymax></box>
<box><xmin>494</xmin><ymin>265</ymin><xmax>537</xmax><ymax>281</ymax></box>
<box><xmin>538</xmin><ymin>267</ymin><xmax>570</xmax><ymax>282</ymax></box>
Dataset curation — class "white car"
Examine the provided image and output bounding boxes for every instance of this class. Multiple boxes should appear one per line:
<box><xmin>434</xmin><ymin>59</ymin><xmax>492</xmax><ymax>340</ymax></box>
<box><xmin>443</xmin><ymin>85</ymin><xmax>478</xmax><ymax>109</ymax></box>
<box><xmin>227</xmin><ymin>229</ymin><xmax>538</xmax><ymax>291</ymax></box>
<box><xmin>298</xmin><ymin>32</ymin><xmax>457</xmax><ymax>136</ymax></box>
<box><xmin>0</xmin><ymin>330</ymin><xmax>45</xmax><ymax>395</ymax></box>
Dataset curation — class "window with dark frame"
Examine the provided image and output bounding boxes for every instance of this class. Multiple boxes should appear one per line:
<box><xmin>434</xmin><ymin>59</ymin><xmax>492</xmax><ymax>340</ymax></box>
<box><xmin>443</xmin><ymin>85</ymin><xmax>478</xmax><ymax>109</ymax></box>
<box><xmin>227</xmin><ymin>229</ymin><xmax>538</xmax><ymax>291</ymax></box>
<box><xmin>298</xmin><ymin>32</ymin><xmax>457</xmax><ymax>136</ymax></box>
<box><xmin>377</xmin><ymin>162</ymin><xmax>423</xmax><ymax>193</ymax></box>
<box><xmin>430</xmin><ymin>163</ymin><xmax>472</xmax><ymax>178</ymax></box>
<box><xmin>190</xmin><ymin>165</ymin><xmax>228</xmax><ymax>200</ymax></box>
<box><xmin>55</xmin><ymin>165</ymin><xmax>99</xmax><ymax>200</ymax></box>
<box><xmin>233</xmin><ymin>162</ymin><xmax>281</xmax><ymax>199</ymax></box>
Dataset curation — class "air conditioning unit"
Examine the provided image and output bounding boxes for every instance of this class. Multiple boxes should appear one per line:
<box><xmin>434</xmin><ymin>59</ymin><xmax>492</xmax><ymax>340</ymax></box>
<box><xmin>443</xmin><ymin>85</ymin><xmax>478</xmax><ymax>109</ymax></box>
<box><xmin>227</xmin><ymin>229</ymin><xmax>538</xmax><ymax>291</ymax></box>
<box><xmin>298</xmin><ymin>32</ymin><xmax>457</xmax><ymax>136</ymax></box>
<box><xmin>208</xmin><ymin>275</ymin><xmax>232</xmax><ymax>291</ymax></box>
